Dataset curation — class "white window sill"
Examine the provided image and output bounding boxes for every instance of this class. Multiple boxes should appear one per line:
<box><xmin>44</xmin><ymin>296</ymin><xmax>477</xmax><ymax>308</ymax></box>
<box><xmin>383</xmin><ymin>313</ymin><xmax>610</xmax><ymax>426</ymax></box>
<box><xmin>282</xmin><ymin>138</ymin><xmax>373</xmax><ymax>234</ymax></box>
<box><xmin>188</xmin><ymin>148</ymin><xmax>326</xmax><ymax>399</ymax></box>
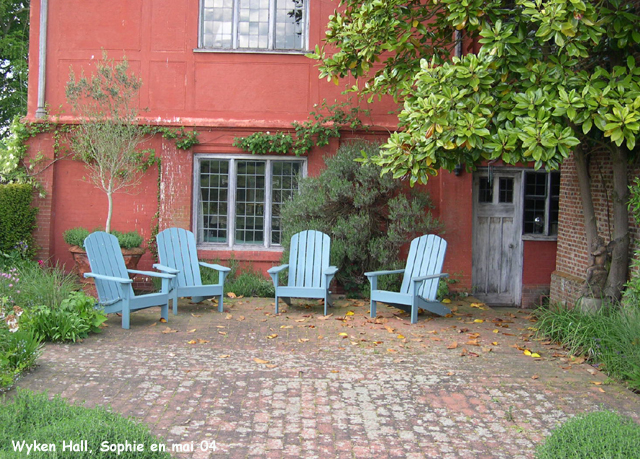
<box><xmin>522</xmin><ymin>234</ymin><xmax>558</xmax><ymax>242</ymax></box>
<box><xmin>193</xmin><ymin>48</ymin><xmax>310</xmax><ymax>56</ymax></box>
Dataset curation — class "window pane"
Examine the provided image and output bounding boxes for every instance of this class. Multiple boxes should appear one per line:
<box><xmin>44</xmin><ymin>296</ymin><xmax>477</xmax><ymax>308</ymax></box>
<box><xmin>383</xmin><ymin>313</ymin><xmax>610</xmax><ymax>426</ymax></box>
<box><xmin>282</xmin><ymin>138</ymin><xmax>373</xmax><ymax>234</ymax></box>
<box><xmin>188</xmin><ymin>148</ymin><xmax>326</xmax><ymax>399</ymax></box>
<box><xmin>525</xmin><ymin>172</ymin><xmax>547</xmax><ymax>197</ymax></box>
<box><xmin>478</xmin><ymin>177</ymin><xmax>493</xmax><ymax>203</ymax></box>
<box><xmin>202</xmin><ymin>0</ymin><xmax>234</xmax><ymax>48</ymax></box>
<box><xmin>236</xmin><ymin>161</ymin><xmax>265</xmax><ymax>244</ymax></box>
<box><xmin>199</xmin><ymin>160</ymin><xmax>229</xmax><ymax>242</ymax></box>
<box><xmin>275</xmin><ymin>0</ymin><xmax>304</xmax><ymax>49</ymax></box>
<box><xmin>498</xmin><ymin>177</ymin><xmax>513</xmax><ymax>203</ymax></box>
<box><xmin>523</xmin><ymin>198</ymin><xmax>546</xmax><ymax>234</ymax></box>
<box><xmin>271</xmin><ymin>161</ymin><xmax>301</xmax><ymax>244</ymax></box>
<box><xmin>238</xmin><ymin>0</ymin><xmax>269</xmax><ymax>49</ymax></box>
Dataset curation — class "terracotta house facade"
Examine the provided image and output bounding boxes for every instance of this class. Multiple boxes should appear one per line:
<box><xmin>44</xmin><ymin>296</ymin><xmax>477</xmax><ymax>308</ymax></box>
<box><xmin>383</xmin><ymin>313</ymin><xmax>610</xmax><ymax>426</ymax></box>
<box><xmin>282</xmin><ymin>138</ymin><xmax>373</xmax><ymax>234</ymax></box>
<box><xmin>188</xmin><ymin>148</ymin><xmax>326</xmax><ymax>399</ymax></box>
<box><xmin>24</xmin><ymin>0</ymin><xmax>619</xmax><ymax>308</ymax></box>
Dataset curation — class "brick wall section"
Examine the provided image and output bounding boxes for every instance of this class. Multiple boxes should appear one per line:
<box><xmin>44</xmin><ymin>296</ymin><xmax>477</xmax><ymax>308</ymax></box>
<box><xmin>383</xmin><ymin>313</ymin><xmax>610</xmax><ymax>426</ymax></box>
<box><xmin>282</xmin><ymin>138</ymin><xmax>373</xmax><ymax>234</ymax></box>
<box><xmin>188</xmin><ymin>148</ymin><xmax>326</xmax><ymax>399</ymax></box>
<box><xmin>551</xmin><ymin>151</ymin><xmax>640</xmax><ymax>306</ymax></box>
<box><xmin>29</xmin><ymin>132</ymin><xmax>56</xmax><ymax>261</ymax></box>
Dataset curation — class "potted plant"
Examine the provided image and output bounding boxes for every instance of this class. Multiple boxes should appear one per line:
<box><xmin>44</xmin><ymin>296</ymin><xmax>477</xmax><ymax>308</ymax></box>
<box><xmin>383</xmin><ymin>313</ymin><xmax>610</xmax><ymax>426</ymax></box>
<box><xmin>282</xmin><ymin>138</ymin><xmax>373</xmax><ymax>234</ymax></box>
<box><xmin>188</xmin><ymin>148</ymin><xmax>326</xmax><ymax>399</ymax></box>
<box><xmin>63</xmin><ymin>227</ymin><xmax>145</xmax><ymax>282</ymax></box>
<box><xmin>63</xmin><ymin>52</ymin><xmax>154</xmax><ymax>279</ymax></box>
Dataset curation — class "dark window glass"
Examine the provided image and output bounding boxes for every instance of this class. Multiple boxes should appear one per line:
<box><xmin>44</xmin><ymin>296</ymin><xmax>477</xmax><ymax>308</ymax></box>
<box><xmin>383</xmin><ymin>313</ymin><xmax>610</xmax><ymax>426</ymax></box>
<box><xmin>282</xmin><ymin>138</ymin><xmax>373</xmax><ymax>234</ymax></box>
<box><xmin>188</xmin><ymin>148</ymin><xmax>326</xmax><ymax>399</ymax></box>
<box><xmin>479</xmin><ymin>177</ymin><xmax>493</xmax><ymax>203</ymax></box>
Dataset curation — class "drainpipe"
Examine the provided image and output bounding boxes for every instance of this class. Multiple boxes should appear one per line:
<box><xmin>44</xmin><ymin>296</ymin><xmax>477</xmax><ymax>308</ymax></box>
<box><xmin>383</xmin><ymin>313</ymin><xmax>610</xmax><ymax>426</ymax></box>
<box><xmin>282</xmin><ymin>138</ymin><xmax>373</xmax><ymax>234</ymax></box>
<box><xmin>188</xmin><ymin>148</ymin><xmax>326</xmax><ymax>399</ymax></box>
<box><xmin>35</xmin><ymin>0</ymin><xmax>49</xmax><ymax>118</ymax></box>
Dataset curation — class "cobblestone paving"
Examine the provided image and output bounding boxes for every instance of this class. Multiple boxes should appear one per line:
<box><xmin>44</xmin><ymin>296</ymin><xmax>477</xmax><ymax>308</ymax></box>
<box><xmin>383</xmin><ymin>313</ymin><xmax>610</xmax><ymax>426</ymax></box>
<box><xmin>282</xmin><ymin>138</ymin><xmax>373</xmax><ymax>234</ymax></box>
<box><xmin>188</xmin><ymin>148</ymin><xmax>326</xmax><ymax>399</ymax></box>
<box><xmin>14</xmin><ymin>296</ymin><xmax>640</xmax><ymax>458</ymax></box>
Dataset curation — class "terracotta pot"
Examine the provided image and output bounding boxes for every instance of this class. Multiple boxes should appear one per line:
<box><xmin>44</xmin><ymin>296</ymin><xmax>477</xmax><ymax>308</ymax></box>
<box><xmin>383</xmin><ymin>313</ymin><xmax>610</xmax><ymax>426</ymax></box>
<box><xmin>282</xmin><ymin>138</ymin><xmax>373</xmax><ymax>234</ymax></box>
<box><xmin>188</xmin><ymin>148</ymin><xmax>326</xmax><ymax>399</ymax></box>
<box><xmin>68</xmin><ymin>245</ymin><xmax>145</xmax><ymax>283</ymax></box>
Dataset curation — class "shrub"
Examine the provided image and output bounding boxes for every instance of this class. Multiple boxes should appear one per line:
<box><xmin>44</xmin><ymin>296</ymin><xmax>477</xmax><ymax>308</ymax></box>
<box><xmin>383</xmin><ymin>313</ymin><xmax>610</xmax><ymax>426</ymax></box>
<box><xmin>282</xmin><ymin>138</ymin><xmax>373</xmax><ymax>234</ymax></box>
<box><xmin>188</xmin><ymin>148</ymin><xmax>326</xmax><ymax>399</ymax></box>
<box><xmin>623</xmin><ymin>177</ymin><xmax>640</xmax><ymax>307</ymax></box>
<box><xmin>23</xmin><ymin>291</ymin><xmax>107</xmax><ymax>343</ymax></box>
<box><xmin>200</xmin><ymin>257</ymin><xmax>275</xmax><ymax>298</ymax></box>
<box><xmin>535</xmin><ymin>304</ymin><xmax>640</xmax><ymax>390</ymax></box>
<box><xmin>535</xmin><ymin>410</ymin><xmax>640</xmax><ymax>459</ymax></box>
<box><xmin>280</xmin><ymin>140</ymin><xmax>441</xmax><ymax>296</ymax></box>
<box><xmin>0</xmin><ymin>184</ymin><xmax>37</xmax><ymax>259</ymax></box>
<box><xmin>0</xmin><ymin>389</ymin><xmax>172</xmax><ymax>458</ymax></box>
<box><xmin>63</xmin><ymin>228</ymin><xmax>144</xmax><ymax>249</ymax></box>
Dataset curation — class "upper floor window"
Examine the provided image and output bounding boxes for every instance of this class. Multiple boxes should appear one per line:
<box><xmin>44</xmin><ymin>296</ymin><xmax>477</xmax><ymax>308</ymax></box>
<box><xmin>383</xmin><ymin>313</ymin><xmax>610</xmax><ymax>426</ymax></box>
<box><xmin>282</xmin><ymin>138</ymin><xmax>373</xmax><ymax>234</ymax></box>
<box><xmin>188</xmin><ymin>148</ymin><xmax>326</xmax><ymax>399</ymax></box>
<box><xmin>200</xmin><ymin>0</ymin><xmax>307</xmax><ymax>51</ymax></box>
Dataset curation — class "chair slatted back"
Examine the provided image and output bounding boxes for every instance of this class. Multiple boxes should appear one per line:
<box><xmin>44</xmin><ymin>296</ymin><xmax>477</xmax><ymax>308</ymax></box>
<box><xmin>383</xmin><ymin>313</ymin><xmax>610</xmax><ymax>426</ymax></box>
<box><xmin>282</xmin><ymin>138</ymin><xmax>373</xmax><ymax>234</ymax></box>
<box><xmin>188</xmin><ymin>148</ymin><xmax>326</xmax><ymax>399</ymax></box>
<box><xmin>288</xmin><ymin>230</ymin><xmax>331</xmax><ymax>288</ymax></box>
<box><xmin>157</xmin><ymin>228</ymin><xmax>203</xmax><ymax>288</ymax></box>
<box><xmin>400</xmin><ymin>235</ymin><xmax>447</xmax><ymax>300</ymax></box>
<box><xmin>85</xmin><ymin>232</ymin><xmax>134</xmax><ymax>303</ymax></box>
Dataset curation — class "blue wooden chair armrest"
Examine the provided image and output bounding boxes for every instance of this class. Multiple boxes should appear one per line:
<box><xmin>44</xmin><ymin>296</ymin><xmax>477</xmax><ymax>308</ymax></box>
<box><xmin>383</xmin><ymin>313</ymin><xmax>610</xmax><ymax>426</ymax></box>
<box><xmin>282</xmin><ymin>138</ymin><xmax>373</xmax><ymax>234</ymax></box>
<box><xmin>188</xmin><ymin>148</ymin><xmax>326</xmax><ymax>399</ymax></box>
<box><xmin>84</xmin><ymin>272</ymin><xmax>133</xmax><ymax>284</ymax></box>
<box><xmin>268</xmin><ymin>264</ymin><xmax>289</xmax><ymax>275</ymax></box>
<box><xmin>364</xmin><ymin>269</ymin><xmax>405</xmax><ymax>279</ymax></box>
<box><xmin>153</xmin><ymin>263</ymin><xmax>180</xmax><ymax>274</ymax></box>
<box><xmin>127</xmin><ymin>269</ymin><xmax>176</xmax><ymax>279</ymax></box>
<box><xmin>324</xmin><ymin>266</ymin><xmax>339</xmax><ymax>276</ymax></box>
<box><xmin>412</xmin><ymin>273</ymin><xmax>449</xmax><ymax>283</ymax></box>
<box><xmin>199</xmin><ymin>262</ymin><xmax>231</xmax><ymax>272</ymax></box>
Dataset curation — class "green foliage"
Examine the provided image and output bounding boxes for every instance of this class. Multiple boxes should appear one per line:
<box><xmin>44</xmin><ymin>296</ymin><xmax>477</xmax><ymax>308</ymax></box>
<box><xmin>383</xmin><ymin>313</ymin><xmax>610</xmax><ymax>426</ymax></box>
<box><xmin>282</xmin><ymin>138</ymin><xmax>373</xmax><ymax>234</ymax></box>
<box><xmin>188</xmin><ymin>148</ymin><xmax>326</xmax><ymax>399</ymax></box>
<box><xmin>233</xmin><ymin>100</ymin><xmax>369</xmax><ymax>156</ymax></box>
<box><xmin>535</xmin><ymin>410</ymin><xmax>640</xmax><ymax>459</ymax></box>
<box><xmin>200</xmin><ymin>257</ymin><xmax>275</xmax><ymax>298</ymax></box>
<box><xmin>0</xmin><ymin>0</ymin><xmax>29</xmax><ymax>135</ymax></box>
<box><xmin>66</xmin><ymin>51</ymin><xmax>153</xmax><ymax>233</ymax></box>
<box><xmin>0</xmin><ymin>389</ymin><xmax>172</xmax><ymax>458</ymax></box>
<box><xmin>624</xmin><ymin>177</ymin><xmax>640</xmax><ymax>306</ymax></box>
<box><xmin>535</xmin><ymin>304</ymin><xmax>640</xmax><ymax>390</ymax></box>
<box><xmin>23</xmin><ymin>292</ymin><xmax>106</xmax><ymax>343</ymax></box>
<box><xmin>280</xmin><ymin>140</ymin><xmax>441</xmax><ymax>296</ymax></box>
<box><xmin>139</xmin><ymin>125</ymin><xmax>200</xmax><ymax>150</ymax></box>
<box><xmin>63</xmin><ymin>228</ymin><xmax>144</xmax><ymax>249</ymax></box>
<box><xmin>314</xmin><ymin>0</ymin><xmax>640</xmax><ymax>184</ymax></box>
<box><xmin>0</xmin><ymin>184</ymin><xmax>37</xmax><ymax>259</ymax></box>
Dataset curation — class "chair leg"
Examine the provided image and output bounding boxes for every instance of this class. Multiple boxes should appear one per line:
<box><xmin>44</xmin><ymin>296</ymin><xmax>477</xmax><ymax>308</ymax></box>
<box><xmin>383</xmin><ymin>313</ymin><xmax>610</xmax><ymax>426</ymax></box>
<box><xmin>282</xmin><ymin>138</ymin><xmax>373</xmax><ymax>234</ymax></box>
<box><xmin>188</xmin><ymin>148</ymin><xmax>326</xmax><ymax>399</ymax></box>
<box><xmin>172</xmin><ymin>291</ymin><xmax>178</xmax><ymax>315</ymax></box>
<box><xmin>160</xmin><ymin>301</ymin><xmax>169</xmax><ymax>322</ymax></box>
<box><xmin>370</xmin><ymin>298</ymin><xmax>377</xmax><ymax>318</ymax></box>
<box><xmin>122</xmin><ymin>307</ymin><xmax>131</xmax><ymax>329</ymax></box>
<box><xmin>218</xmin><ymin>293</ymin><xmax>224</xmax><ymax>313</ymax></box>
<box><xmin>274</xmin><ymin>293</ymin><xmax>280</xmax><ymax>315</ymax></box>
<box><xmin>411</xmin><ymin>297</ymin><xmax>419</xmax><ymax>324</ymax></box>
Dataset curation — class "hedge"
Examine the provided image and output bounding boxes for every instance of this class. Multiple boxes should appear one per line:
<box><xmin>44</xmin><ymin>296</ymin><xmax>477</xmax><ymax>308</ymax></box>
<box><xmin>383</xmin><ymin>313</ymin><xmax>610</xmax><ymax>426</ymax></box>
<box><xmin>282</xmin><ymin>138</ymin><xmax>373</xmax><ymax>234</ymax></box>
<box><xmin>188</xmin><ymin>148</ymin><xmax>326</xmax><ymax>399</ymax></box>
<box><xmin>0</xmin><ymin>184</ymin><xmax>37</xmax><ymax>258</ymax></box>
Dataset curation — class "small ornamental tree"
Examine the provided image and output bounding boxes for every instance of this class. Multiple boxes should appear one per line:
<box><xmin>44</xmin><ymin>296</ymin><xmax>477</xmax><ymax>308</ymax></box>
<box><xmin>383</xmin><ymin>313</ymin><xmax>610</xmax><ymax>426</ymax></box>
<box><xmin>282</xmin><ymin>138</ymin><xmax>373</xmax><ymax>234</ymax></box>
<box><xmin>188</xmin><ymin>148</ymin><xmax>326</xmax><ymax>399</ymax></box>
<box><xmin>312</xmin><ymin>0</ymin><xmax>640</xmax><ymax>301</ymax></box>
<box><xmin>66</xmin><ymin>52</ymin><xmax>153</xmax><ymax>233</ymax></box>
<box><xmin>280</xmin><ymin>141</ymin><xmax>441</xmax><ymax>295</ymax></box>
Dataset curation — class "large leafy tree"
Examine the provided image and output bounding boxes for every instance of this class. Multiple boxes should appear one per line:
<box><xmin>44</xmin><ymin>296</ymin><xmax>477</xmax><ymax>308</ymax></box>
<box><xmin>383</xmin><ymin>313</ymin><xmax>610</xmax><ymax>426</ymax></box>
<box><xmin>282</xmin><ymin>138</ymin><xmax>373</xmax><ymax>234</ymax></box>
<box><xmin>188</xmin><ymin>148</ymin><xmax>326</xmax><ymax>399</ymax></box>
<box><xmin>311</xmin><ymin>0</ymin><xmax>640</xmax><ymax>301</ymax></box>
<box><xmin>0</xmin><ymin>0</ymin><xmax>29</xmax><ymax>135</ymax></box>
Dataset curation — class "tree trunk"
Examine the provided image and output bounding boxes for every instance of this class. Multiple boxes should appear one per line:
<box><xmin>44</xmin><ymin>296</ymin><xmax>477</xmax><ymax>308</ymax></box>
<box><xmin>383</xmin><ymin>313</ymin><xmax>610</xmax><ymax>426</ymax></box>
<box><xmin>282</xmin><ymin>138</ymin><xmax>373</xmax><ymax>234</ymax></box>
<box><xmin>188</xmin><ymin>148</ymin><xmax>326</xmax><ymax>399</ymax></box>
<box><xmin>106</xmin><ymin>191</ymin><xmax>113</xmax><ymax>233</ymax></box>
<box><xmin>604</xmin><ymin>145</ymin><xmax>630</xmax><ymax>301</ymax></box>
<box><xmin>574</xmin><ymin>145</ymin><xmax>598</xmax><ymax>260</ymax></box>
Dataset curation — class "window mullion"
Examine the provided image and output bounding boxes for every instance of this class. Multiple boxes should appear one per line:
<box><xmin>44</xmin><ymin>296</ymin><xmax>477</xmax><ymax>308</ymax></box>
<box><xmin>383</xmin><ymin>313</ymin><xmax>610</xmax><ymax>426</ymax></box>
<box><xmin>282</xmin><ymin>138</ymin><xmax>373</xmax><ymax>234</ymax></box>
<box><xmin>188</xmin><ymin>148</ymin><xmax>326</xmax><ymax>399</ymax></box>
<box><xmin>268</xmin><ymin>0</ymin><xmax>276</xmax><ymax>50</ymax></box>
<box><xmin>228</xmin><ymin>159</ymin><xmax>237</xmax><ymax>248</ymax></box>
<box><xmin>264</xmin><ymin>160</ymin><xmax>273</xmax><ymax>248</ymax></box>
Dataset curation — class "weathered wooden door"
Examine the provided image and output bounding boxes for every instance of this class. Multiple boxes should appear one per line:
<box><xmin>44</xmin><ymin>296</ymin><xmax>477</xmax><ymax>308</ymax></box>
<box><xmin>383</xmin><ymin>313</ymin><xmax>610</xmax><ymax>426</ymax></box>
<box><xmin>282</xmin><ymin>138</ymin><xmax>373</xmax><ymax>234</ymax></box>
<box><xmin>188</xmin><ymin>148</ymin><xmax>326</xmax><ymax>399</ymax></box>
<box><xmin>472</xmin><ymin>170</ymin><xmax>523</xmax><ymax>305</ymax></box>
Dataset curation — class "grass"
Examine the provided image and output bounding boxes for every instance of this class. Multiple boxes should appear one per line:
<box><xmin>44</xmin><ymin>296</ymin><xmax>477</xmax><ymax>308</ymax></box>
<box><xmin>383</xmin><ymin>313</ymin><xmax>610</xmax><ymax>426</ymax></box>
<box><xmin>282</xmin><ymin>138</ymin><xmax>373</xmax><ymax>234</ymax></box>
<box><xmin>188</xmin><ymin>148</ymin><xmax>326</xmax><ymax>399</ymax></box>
<box><xmin>535</xmin><ymin>303</ymin><xmax>640</xmax><ymax>391</ymax></box>
<box><xmin>536</xmin><ymin>410</ymin><xmax>640</xmax><ymax>458</ymax></box>
<box><xmin>0</xmin><ymin>389</ymin><xmax>172</xmax><ymax>458</ymax></box>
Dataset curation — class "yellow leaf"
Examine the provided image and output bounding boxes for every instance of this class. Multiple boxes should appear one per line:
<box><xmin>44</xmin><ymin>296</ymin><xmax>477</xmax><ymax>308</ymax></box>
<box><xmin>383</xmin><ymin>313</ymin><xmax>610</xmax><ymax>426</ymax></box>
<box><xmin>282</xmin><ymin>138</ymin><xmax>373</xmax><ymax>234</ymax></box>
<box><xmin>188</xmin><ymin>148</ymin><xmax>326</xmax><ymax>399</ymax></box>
<box><xmin>254</xmin><ymin>358</ymin><xmax>270</xmax><ymax>364</ymax></box>
<box><xmin>159</xmin><ymin>318</ymin><xmax>167</xmax><ymax>323</ymax></box>
<box><xmin>492</xmin><ymin>342</ymin><xmax>499</xmax><ymax>346</ymax></box>
<box><xmin>227</xmin><ymin>292</ymin><xmax>237</xmax><ymax>298</ymax></box>
<box><xmin>219</xmin><ymin>355</ymin><xmax>230</xmax><ymax>358</ymax></box>
<box><xmin>474</xmin><ymin>319</ymin><xmax>484</xmax><ymax>323</ymax></box>
<box><xmin>591</xmin><ymin>381</ymin><xmax>602</xmax><ymax>385</ymax></box>
<box><xmin>524</xmin><ymin>349</ymin><xmax>532</xmax><ymax>356</ymax></box>
<box><xmin>397</xmin><ymin>334</ymin><xmax>405</xmax><ymax>340</ymax></box>
<box><xmin>442</xmin><ymin>298</ymin><xmax>451</xmax><ymax>304</ymax></box>
<box><xmin>412</xmin><ymin>19</ymin><xmax>419</xmax><ymax>27</ymax></box>
<box><xmin>385</xmin><ymin>326</ymin><xmax>395</xmax><ymax>333</ymax></box>
<box><xmin>187</xmin><ymin>329</ymin><xmax>197</xmax><ymax>333</ymax></box>
<box><xmin>187</xmin><ymin>340</ymin><xmax>197</xmax><ymax>344</ymax></box>
<box><xmin>339</xmin><ymin>332</ymin><xmax>349</xmax><ymax>338</ymax></box>
<box><xmin>267</xmin><ymin>334</ymin><xmax>278</xmax><ymax>339</ymax></box>
<box><xmin>280</xmin><ymin>325</ymin><xmax>293</xmax><ymax>329</ymax></box>
<box><xmin>531</xmin><ymin>352</ymin><xmax>541</xmax><ymax>358</ymax></box>
<box><xmin>387</xmin><ymin>348</ymin><xmax>398</xmax><ymax>353</ymax></box>
<box><xmin>226</xmin><ymin>314</ymin><xmax>233</xmax><ymax>320</ymax></box>
<box><xmin>345</xmin><ymin>311</ymin><xmax>355</xmax><ymax>316</ymax></box>
<box><xmin>298</xmin><ymin>338</ymin><xmax>309</xmax><ymax>343</ymax></box>
<box><xmin>493</xmin><ymin>329</ymin><xmax>499</xmax><ymax>333</ymax></box>
<box><xmin>197</xmin><ymin>339</ymin><xmax>209</xmax><ymax>344</ymax></box>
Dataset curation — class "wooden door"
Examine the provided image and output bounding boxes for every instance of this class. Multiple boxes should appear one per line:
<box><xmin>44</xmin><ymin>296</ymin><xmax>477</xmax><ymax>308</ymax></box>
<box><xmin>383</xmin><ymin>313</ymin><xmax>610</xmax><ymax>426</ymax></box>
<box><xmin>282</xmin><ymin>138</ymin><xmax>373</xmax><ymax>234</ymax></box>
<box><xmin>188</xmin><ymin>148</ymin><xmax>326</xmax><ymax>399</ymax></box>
<box><xmin>472</xmin><ymin>170</ymin><xmax>523</xmax><ymax>306</ymax></box>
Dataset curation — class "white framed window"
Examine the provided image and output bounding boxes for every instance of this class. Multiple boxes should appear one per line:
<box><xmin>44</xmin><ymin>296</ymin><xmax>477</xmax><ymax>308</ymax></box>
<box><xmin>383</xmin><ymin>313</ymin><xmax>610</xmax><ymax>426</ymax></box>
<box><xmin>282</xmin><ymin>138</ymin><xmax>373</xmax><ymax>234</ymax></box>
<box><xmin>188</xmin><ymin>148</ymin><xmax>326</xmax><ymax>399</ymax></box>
<box><xmin>194</xmin><ymin>155</ymin><xmax>306</xmax><ymax>248</ymax></box>
<box><xmin>522</xmin><ymin>171</ymin><xmax>560</xmax><ymax>237</ymax></box>
<box><xmin>199</xmin><ymin>0</ymin><xmax>308</xmax><ymax>51</ymax></box>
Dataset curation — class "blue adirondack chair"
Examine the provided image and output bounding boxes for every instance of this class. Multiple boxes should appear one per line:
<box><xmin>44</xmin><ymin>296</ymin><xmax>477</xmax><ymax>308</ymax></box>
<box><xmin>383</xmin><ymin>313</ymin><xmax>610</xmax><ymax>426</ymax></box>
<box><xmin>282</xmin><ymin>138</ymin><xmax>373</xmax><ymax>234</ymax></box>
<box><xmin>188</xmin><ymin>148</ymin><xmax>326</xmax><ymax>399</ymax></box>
<box><xmin>84</xmin><ymin>231</ymin><xmax>177</xmax><ymax>329</ymax></box>
<box><xmin>268</xmin><ymin>230</ymin><xmax>338</xmax><ymax>315</ymax></box>
<box><xmin>154</xmin><ymin>228</ymin><xmax>231</xmax><ymax>313</ymax></box>
<box><xmin>365</xmin><ymin>234</ymin><xmax>450</xmax><ymax>324</ymax></box>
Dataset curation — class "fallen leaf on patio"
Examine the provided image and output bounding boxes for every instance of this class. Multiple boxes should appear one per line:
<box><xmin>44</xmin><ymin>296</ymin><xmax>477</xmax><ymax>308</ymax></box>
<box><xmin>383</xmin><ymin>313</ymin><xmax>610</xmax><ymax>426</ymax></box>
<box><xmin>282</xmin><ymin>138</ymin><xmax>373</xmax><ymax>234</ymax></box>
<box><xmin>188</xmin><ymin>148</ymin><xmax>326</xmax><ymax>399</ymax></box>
<box><xmin>531</xmin><ymin>352</ymin><xmax>541</xmax><ymax>358</ymax></box>
<box><xmin>159</xmin><ymin>318</ymin><xmax>167</xmax><ymax>323</ymax></box>
<box><xmin>218</xmin><ymin>331</ymin><xmax>227</xmax><ymax>335</ymax></box>
<box><xmin>482</xmin><ymin>347</ymin><xmax>493</xmax><ymax>353</ymax></box>
<box><xmin>266</xmin><ymin>364</ymin><xmax>277</xmax><ymax>368</ymax></box>
<box><xmin>187</xmin><ymin>340</ymin><xmax>197</xmax><ymax>344</ymax></box>
<box><xmin>318</xmin><ymin>314</ymin><xmax>334</xmax><ymax>320</ymax></box>
<box><xmin>493</xmin><ymin>329</ymin><xmax>499</xmax><ymax>333</ymax></box>
<box><xmin>598</xmin><ymin>388</ymin><xmax>605</xmax><ymax>393</ymax></box>
<box><xmin>387</xmin><ymin>348</ymin><xmax>398</xmax><ymax>353</ymax></box>
<box><xmin>237</xmin><ymin>316</ymin><xmax>245</xmax><ymax>321</ymax></box>
<box><xmin>198</xmin><ymin>339</ymin><xmax>209</xmax><ymax>344</ymax></box>
<box><xmin>570</xmin><ymin>356</ymin><xmax>586</xmax><ymax>364</ymax></box>
<box><xmin>280</xmin><ymin>325</ymin><xmax>293</xmax><ymax>329</ymax></box>
<box><xmin>339</xmin><ymin>332</ymin><xmax>349</xmax><ymax>338</ymax></box>
<box><xmin>295</xmin><ymin>318</ymin><xmax>307</xmax><ymax>323</ymax></box>
<box><xmin>430</xmin><ymin>337</ymin><xmax>442</xmax><ymax>341</ymax></box>
<box><xmin>191</xmin><ymin>313</ymin><xmax>201</xmax><ymax>317</ymax></box>
<box><xmin>226</xmin><ymin>314</ymin><xmax>233</xmax><ymax>320</ymax></box>
<box><xmin>216</xmin><ymin>325</ymin><xmax>226</xmax><ymax>328</ymax></box>
<box><xmin>503</xmin><ymin>332</ymin><xmax>515</xmax><ymax>336</ymax></box>
<box><xmin>267</xmin><ymin>334</ymin><xmax>278</xmax><ymax>339</ymax></box>
<box><xmin>442</xmin><ymin>298</ymin><xmax>451</xmax><ymax>304</ymax></box>
<box><xmin>474</xmin><ymin>319</ymin><xmax>484</xmax><ymax>323</ymax></box>
<box><xmin>254</xmin><ymin>358</ymin><xmax>270</xmax><ymax>364</ymax></box>
<box><xmin>219</xmin><ymin>355</ymin><xmax>230</xmax><ymax>358</ymax></box>
<box><xmin>524</xmin><ymin>349</ymin><xmax>532</xmax><ymax>356</ymax></box>
<box><xmin>531</xmin><ymin>375</ymin><xmax>539</xmax><ymax>380</ymax></box>
<box><xmin>470</xmin><ymin>302</ymin><xmax>488</xmax><ymax>310</ymax></box>
<box><xmin>397</xmin><ymin>334</ymin><xmax>405</xmax><ymax>340</ymax></box>
<box><xmin>587</xmin><ymin>368</ymin><xmax>598</xmax><ymax>375</ymax></box>
<box><xmin>298</xmin><ymin>338</ymin><xmax>309</xmax><ymax>343</ymax></box>
<box><xmin>187</xmin><ymin>329</ymin><xmax>196</xmax><ymax>333</ymax></box>
<box><xmin>385</xmin><ymin>326</ymin><xmax>395</xmax><ymax>333</ymax></box>
<box><xmin>227</xmin><ymin>292</ymin><xmax>237</xmax><ymax>298</ymax></box>
<box><xmin>373</xmin><ymin>341</ymin><xmax>383</xmax><ymax>345</ymax></box>
<box><xmin>345</xmin><ymin>311</ymin><xmax>355</xmax><ymax>316</ymax></box>
<box><xmin>492</xmin><ymin>342</ymin><xmax>499</xmax><ymax>345</ymax></box>
<box><xmin>447</xmin><ymin>342</ymin><xmax>458</xmax><ymax>349</ymax></box>
<box><xmin>149</xmin><ymin>323</ymin><xmax>157</xmax><ymax>327</ymax></box>
<box><xmin>162</xmin><ymin>327</ymin><xmax>178</xmax><ymax>334</ymax></box>
<box><xmin>317</xmin><ymin>335</ymin><xmax>324</xmax><ymax>339</ymax></box>
<box><xmin>467</xmin><ymin>339</ymin><xmax>480</xmax><ymax>346</ymax></box>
